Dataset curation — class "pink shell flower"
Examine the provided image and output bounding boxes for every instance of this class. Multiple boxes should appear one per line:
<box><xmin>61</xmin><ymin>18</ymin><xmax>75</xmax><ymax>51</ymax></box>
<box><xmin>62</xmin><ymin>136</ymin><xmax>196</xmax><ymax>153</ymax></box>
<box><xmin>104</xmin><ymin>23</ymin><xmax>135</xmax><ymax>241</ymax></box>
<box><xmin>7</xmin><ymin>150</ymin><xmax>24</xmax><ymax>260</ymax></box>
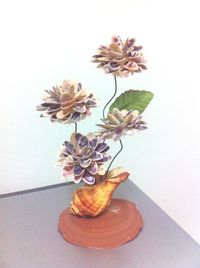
<box><xmin>37</xmin><ymin>80</ymin><xmax>98</xmax><ymax>124</ymax></box>
<box><xmin>92</xmin><ymin>36</ymin><xmax>147</xmax><ymax>77</ymax></box>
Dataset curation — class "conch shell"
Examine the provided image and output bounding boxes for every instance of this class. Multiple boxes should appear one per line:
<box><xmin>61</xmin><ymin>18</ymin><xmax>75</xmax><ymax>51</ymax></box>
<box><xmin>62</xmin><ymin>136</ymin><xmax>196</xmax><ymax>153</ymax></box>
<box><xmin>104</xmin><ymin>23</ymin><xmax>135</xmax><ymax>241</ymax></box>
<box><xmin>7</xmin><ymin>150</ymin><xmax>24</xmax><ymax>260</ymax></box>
<box><xmin>70</xmin><ymin>167</ymin><xmax>129</xmax><ymax>217</ymax></box>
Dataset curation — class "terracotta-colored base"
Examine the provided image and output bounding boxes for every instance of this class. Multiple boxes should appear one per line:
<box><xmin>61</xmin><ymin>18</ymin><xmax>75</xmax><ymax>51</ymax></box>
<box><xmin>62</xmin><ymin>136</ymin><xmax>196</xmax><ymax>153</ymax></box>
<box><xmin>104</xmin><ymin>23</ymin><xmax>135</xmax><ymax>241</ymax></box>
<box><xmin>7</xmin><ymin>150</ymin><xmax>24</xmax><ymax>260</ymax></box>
<box><xmin>58</xmin><ymin>199</ymin><xmax>143</xmax><ymax>249</ymax></box>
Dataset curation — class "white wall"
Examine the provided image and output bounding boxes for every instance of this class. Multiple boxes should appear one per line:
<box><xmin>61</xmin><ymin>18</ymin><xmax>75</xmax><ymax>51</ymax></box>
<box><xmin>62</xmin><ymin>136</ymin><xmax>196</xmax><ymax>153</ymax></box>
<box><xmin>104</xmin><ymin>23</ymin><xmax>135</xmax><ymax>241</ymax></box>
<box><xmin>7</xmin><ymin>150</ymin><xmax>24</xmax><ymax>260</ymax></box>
<box><xmin>0</xmin><ymin>0</ymin><xmax>200</xmax><ymax>244</ymax></box>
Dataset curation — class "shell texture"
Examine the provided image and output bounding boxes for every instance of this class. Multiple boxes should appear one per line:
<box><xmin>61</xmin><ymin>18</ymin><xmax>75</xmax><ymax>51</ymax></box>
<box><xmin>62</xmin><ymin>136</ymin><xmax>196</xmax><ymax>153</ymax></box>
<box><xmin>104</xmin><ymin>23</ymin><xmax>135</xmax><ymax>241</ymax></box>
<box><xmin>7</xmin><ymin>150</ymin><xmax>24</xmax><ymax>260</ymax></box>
<box><xmin>92</xmin><ymin>35</ymin><xmax>147</xmax><ymax>77</ymax></box>
<box><xmin>70</xmin><ymin>167</ymin><xmax>129</xmax><ymax>217</ymax></box>
<box><xmin>36</xmin><ymin>80</ymin><xmax>98</xmax><ymax>124</ymax></box>
<box><xmin>97</xmin><ymin>108</ymin><xmax>147</xmax><ymax>141</ymax></box>
<box><xmin>57</xmin><ymin>132</ymin><xmax>111</xmax><ymax>185</ymax></box>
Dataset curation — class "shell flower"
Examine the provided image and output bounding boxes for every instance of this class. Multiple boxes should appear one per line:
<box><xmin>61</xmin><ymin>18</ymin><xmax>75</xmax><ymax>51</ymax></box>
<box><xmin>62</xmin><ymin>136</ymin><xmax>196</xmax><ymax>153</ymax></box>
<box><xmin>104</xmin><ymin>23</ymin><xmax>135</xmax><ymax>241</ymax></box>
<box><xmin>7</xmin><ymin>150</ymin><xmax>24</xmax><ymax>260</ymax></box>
<box><xmin>57</xmin><ymin>132</ymin><xmax>111</xmax><ymax>185</ymax></box>
<box><xmin>92</xmin><ymin>36</ymin><xmax>147</xmax><ymax>77</ymax></box>
<box><xmin>97</xmin><ymin>108</ymin><xmax>147</xmax><ymax>141</ymax></box>
<box><xmin>36</xmin><ymin>80</ymin><xmax>98</xmax><ymax>124</ymax></box>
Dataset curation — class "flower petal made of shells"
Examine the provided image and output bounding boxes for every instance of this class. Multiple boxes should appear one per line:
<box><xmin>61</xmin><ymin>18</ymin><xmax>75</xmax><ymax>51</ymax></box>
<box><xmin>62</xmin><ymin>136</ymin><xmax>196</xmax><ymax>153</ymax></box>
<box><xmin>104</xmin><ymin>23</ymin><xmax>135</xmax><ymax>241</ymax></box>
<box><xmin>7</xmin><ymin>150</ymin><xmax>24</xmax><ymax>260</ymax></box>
<box><xmin>86</xmin><ymin>99</ymin><xmax>98</xmax><ymax>106</ymax></box>
<box><xmin>61</xmin><ymin>99</ymin><xmax>74</xmax><ymax>110</ymax></box>
<box><xmin>56</xmin><ymin>110</ymin><xmax>68</xmax><ymax>119</ymax></box>
<box><xmin>91</xmin><ymin>151</ymin><xmax>103</xmax><ymax>161</ymax></box>
<box><xmin>45</xmin><ymin>103</ymin><xmax>60</xmax><ymax>111</ymax></box>
<box><xmin>86</xmin><ymin>161</ymin><xmax>98</xmax><ymax>175</ymax></box>
<box><xmin>61</xmin><ymin>80</ymin><xmax>71</xmax><ymax>90</ymax></box>
<box><xmin>73</xmin><ymin>175</ymin><xmax>82</xmax><ymax>184</ymax></box>
<box><xmin>64</xmin><ymin>141</ymin><xmax>75</xmax><ymax>155</ymax></box>
<box><xmin>107</xmin><ymin>62</ymin><xmax>120</xmax><ymax>71</ymax></box>
<box><xmin>77</xmin><ymin>82</ymin><xmax>82</xmax><ymax>91</ymax></box>
<box><xmin>45</xmin><ymin>89</ymin><xmax>60</xmax><ymax>101</ymax></box>
<box><xmin>119</xmin><ymin>69</ymin><xmax>130</xmax><ymax>77</ymax></box>
<box><xmin>79</xmin><ymin>145</ymin><xmax>90</xmax><ymax>156</ymax></box>
<box><xmin>96</xmin><ymin>123</ymin><xmax>116</xmax><ymax>130</ymax></box>
<box><xmin>133</xmin><ymin>122</ymin><xmax>147</xmax><ymax>130</ymax></box>
<box><xmin>106</xmin><ymin>50</ymin><xmax>122</xmax><ymax>58</ymax></box>
<box><xmin>123</xmin><ymin>38</ymin><xmax>135</xmax><ymax>52</ymax></box>
<box><xmin>131</xmin><ymin>110</ymin><xmax>139</xmax><ymax>121</ymax></box>
<box><xmin>62</xmin><ymin>165</ymin><xmax>74</xmax><ymax>177</ymax></box>
<box><xmin>102</xmin><ymin>131</ymin><xmax>115</xmax><ymax>140</ymax></box>
<box><xmin>73</xmin><ymin>105</ymin><xmax>87</xmax><ymax>113</ymax></box>
<box><xmin>80</xmin><ymin>158</ymin><xmax>92</xmax><ymax>168</ymax></box>
<box><xmin>99</xmin><ymin>155</ymin><xmax>112</xmax><ymax>163</ymax></box>
<box><xmin>112</xmin><ymin>35</ymin><xmax>123</xmax><ymax>46</ymax></box>
<box><xmin>109</xmin><ymin>42</ymin><xmax>122</xmax><ymax>53</ymax></box>
<box><xmin>71</xmin><ymin>132</ymin><xmax>82</xmax><ymax>145</ymax></box>
<box><xmin>78</xmin><ymin>135</ymin><xmax>89</xmax><ymax>149</ymax></box>
<box><xmin>97</xmin><ymin>164</ymin><xmax>106</xmax><ymax>175</ymax></box>
<box><xmin>60</xmin><ymin>93</ymin><xmax>74</xmax><ymax>103</ymax></box>
<box><xmin>112</xmin><ymin>128</ymin><xmax>124</xmax><ymax>141</ymax></box>
<box><xmin>96</xmin><ymin>142</ymin><xmax>109</xmax><ymax>152</ymax></box>
<box><xmin>124</xmin><ymin>61</ymin><xmax>138</xmax><ymax>71</ymax></box>
<box><xmin>38</xmin><ymin>99</ymin><xmax>52</xmax><ymax>107</ymax></box>
<box><xmin>82</xmin><ymin>171</ymin><xmax>96</xmax><ymax>185</ymax></box>
<box><xmin>71</xmin><ymin>112</ymin><xmax>82</xmax><ymax>122</ymax></box>
<box><xmin>36</xmin><ymin>104</ymin><xmax>48</xmax><ymax>111</ymax></box>
<box><xmin>86</xmin><ymin>132</ymin><xmax>97</xmax><ymax>139</ymax></box>
<box><xmin>61</xmin><ymin>155</ymin><xmax>75</xmax><ymax>164</ymax></box>
<box><xmin>73</xmin><ymin>89</ymin><xmax>88</xmax><ymax>102</ymax></box>
<box><xmin>61</xmin><ymin>114</ymin><xmax>74</xmax><ymax>124</ymax></box>
<box><xmin>123</xmin><ymin>112</ymin><xmax>135</xmax><ymax>124</ymax></box>
<box><xmin>89</xmin><ymin>137</ymin><xmax>99</xmax><ymax>149</ymax></box>
<box><xmin>74</xmin><ymin>165</ymin><xmax>85</xmax><ymax>176</ymax></box>
<box><xmin>61</xmin><ymin>106</ymin><xmax>74</xmax><ymax>117</ymax></box>
<box><xmin>107</xmin><ymin>113</ymin><xmax>121</xmax><ymax>124</ymax></box>
<box><xmin>112</xmin><ymin>108</ymin><xmax>124</xmax><ymax>122</ymax></box>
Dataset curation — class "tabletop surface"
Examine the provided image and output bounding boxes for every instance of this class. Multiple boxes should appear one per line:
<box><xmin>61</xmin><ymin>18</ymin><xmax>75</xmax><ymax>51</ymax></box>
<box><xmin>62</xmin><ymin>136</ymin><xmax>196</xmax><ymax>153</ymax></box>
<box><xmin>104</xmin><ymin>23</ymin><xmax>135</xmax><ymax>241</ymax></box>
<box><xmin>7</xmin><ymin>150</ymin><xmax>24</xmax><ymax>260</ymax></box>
<box><xmin>0</xmin><ymin>180</ymin><xmax>200</xmax><ymax>268</ymax></box>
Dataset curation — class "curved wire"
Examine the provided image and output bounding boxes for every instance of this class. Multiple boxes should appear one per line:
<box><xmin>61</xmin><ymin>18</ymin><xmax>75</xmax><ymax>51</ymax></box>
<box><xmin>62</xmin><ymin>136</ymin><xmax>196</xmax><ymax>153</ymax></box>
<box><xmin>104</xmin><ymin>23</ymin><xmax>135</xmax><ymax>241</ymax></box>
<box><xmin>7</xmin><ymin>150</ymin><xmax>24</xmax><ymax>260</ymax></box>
<box><xmin>101</xmin><ymin>75</ymin><xmax>124</xmax><ymax>177</ymax></box>
<box><xmin>106</xmin><ymin>139</ymin><xmax>123</xmax><ymax>177</ymax></box>
<box><xmin>102</xmin><ymin>75</ymin><xmax>118</xmax><ymax>120</ymax></box>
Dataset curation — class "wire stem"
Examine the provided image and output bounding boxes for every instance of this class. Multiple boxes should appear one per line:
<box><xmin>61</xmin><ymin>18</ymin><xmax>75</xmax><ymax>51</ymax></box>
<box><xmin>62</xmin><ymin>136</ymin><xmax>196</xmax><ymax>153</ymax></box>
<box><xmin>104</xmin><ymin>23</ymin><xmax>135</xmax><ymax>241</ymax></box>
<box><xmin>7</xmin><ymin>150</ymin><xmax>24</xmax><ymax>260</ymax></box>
<box><xmin>101</xmin><ymin>75</ymin><xmax>124</xmax><ymax>178</ymax></box>
<box><xmin>74</xmin><ymin>122</ymin><xmax>77</xmax><ymax>133</ymax></box>
<box><xmin>106</xmin><ymin>139</ymin><xmax>123</xmax><ymax>177</ymax></box>
<box><xmin>103</xmin><ymin>75</ymin><xmax>117</xmax><ymax>120</ymax></box>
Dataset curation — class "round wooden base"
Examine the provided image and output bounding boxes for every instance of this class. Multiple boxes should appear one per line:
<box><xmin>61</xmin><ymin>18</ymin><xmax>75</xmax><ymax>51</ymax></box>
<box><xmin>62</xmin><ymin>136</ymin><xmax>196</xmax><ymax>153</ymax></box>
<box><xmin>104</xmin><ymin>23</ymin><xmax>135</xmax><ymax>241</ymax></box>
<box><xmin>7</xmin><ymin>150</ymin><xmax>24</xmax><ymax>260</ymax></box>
<box><xmin>58</xmin><ymin>199</ymin><xmax>143</xmax><ymax>249</ymax></box>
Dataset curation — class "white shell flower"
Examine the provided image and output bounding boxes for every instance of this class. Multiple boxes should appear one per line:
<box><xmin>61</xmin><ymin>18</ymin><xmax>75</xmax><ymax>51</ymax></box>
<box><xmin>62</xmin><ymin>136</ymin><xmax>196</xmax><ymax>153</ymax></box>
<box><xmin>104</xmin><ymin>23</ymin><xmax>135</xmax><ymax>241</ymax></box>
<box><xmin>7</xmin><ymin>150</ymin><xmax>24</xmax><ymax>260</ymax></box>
<box><xmin>97</xmin><ymin>108</ymin><xmax>147</xmax><ymax>141</ymax></box>
<box><xmin>37</xmin><ymin>80</ymin><xmax>98</xmax><ymax>124</ymax></box>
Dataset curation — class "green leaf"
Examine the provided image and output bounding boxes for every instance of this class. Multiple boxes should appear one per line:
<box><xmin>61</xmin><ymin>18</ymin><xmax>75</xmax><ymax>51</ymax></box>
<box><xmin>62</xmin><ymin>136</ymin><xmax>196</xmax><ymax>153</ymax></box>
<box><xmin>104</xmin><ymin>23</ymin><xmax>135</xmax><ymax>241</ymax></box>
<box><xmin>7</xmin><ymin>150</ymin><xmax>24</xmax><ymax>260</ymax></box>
<box><xmin>109</xmin><ymin>90</ymin><xmax>154</xmax><ymax>114</ymax></box>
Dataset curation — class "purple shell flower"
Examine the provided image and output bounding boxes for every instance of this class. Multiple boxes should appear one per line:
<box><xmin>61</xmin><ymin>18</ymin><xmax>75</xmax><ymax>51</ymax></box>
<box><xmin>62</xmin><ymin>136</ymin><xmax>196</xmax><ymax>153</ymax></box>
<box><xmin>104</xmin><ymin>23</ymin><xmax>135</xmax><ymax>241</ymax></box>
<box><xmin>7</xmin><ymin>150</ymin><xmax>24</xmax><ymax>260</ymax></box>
<box><xmin>57</xmin><ymin>132</ymin><xmax>111</xmax><ymax>185</ymax></box>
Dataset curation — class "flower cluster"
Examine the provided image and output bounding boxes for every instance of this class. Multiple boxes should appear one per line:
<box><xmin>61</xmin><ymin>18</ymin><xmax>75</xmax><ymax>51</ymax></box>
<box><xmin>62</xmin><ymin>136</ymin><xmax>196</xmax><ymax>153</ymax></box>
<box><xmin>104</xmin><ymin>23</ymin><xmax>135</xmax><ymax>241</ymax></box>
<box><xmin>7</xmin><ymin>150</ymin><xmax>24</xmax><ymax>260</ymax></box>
<box><xmin>57</xmin><ymin>132</ymin><xmax>111</xmax><ymax>185</ymax></box>
<box><xmin>92</xmin><ymin>36</ymin><xmax>147</xmax><ymax>77</ymax></box>
<box><xmin>97</xmin><ymin>108</ymin><xmax>147</xmax><ymax>141</ymax></box>
<box><xmin>36</xmin><ymin>80</ymin><xmax>98</xmax><ymax>124</ymax></box>
<box><xmin>37</xmin><ymin>35</ymin><xmax>152</xmax><ymax>187</ymax></box>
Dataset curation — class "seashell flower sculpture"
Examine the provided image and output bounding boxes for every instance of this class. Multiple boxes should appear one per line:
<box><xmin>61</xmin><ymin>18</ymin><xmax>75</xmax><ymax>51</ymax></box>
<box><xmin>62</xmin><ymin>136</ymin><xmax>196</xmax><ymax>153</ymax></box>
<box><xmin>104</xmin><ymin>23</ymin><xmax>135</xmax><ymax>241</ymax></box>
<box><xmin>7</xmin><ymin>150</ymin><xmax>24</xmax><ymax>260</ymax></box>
<box><xmin>37</xmin><ymin>35</ymin><xmax>153</xmax><ymax>248</ymax></box>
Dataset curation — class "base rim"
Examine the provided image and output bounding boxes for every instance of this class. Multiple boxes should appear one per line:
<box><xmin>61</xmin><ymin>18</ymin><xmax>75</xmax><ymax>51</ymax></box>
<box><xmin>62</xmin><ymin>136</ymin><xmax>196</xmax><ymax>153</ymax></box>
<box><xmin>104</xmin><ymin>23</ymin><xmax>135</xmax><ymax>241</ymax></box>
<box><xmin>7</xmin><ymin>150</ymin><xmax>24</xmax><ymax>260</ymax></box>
<box><xmin>58</xmin><ymin>198</ymin><xmax>143</xmax><ymax>249</ymax></box>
